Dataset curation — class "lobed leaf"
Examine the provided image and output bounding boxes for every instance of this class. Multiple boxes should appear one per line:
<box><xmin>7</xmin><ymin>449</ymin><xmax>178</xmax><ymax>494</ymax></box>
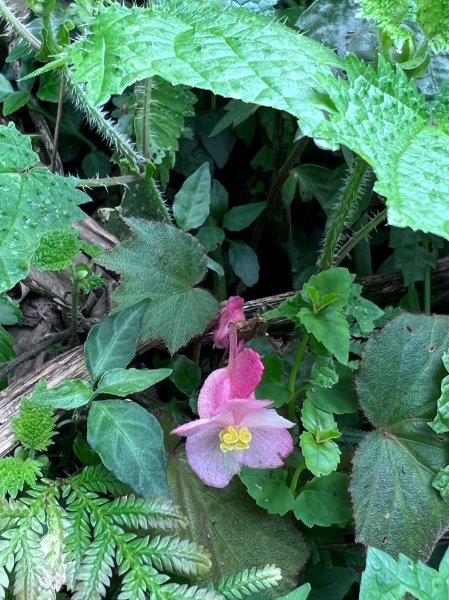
<box><xmin>96</xmin><ymin>219</ymin><xmax>218</xmax><ymax>353</ymax></box>
<box><xmin>0</xmin><ymin>124</ymin><xmax>87</xmax><ymax>293</ymax></box>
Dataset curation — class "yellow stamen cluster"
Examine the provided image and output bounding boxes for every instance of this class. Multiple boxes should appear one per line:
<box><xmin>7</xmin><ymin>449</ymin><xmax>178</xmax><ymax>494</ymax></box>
<box><xmin>219</xmin><ymin>425</ymin><xmax>252</xmax><ymax>452</ymax></box>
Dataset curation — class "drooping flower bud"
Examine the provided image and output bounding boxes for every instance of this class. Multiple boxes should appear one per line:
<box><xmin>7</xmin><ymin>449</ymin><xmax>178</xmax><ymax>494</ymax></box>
<box><xmin>213</xmin><ymin>296</ymin><xmax>245</xmax><ymax>349</ymax></box>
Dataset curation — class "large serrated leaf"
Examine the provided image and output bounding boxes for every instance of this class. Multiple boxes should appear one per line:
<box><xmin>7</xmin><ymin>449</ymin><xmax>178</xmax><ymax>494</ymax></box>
<box><xmin>0</xmin><ymin>124</ymin><xmax>87</xmax><ymax>293</ymax></box>
<box><xmin>168</xmin><ymin>449</ymin><xmax>309</xmax><ymax>596</ymax></box>
<box><xmin>62</xmin><ymin>0</ymin><xmax>342</xmax><ymax>107</ymax></box>
<box><xmin>315</xmin><ymin>57</ymin><xmax>449</xmax><ymax>240</ymax></box>
<box><xmin>96</xmin><ymin>219</ymin><xmax>218</xmax><ymax>353</ymax></box>
<box><xmin>351</xmin><ymin>313</ymin><xmax>449</xmax><ymax>560</ymax></box>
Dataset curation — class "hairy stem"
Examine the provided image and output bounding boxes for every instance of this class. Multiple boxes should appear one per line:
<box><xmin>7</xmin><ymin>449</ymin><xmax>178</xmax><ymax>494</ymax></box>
<box><xmin>71</xmin><ymin>269</ymin><xmax>80</xmax><ymax>347</ymax></box>
<box><xmin>318</xmin><ymin>158</ymin><xmax>370</xmax><ymax>271</ymax></box>
<box><xmin>76</xmin><ymin>174</ymin><xmax>143</xmax><ymax>188</ymax></box>
<box><xmin>423</xmin><ymin>240</ymin><xmax>431</xmax><ymax>314</ymax></box>
<box><xmin>50</xmin><ymin>76</ymin><xmax>65</xmax><ymax>172</ymax></box>
<box><xmin>334</xmin><ymin>208</ymin><xmax>387</xmax><ymax>266</ymax></box>
<box><xmin>0</xmin><ymin>0</ymin><xmax>41</xmax><ymax>50</ymax></box>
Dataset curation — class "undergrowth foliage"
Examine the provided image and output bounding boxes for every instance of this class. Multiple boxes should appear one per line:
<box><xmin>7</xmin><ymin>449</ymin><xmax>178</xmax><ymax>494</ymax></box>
<box><xmin>2</xmin><ymin>0</ymin><xmax>449</xmax><ymax>597</ymax></box>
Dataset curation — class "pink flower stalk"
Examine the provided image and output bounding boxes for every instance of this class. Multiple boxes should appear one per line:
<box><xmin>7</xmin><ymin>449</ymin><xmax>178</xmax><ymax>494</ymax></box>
<box><xmin>213</xmin><ymin>296</ymin><xmax>245</xmax><ymax>349</ymax></box>
<box><xmin>172</xmin><ymin>345</ymin><xmax>294</xmax><ymax>488</ymax></box>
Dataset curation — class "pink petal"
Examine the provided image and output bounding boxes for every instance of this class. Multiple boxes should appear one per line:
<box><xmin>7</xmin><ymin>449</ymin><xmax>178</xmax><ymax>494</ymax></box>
<box><xmin>197</xmin><ymin>367</ymin><xmax>232</xmax><ymax>418</ymax></box>
<box><xmin>213</xmin><ymin>296</ymin><xmax>245</xmax><ymax>349</ymax></box>
<box><xmin>229</xmin><ymin>348</ymin><xmax>264</xmax><ymax>398</ymax></box>
<box><xmin>186</xmin><ymin>429</ymin><xmax>241</xmax><ymax>487</ymax></box>
<box><xmin>241</xmin><ymin>409</ymin><xmax>295</xmax><ymax>429</ymax></box>
<box><xmin>171</xmin><ymin>415</ymin><xmax>228</xmax><ymax>437</ymax></box>
<box><xmin>241</xmin><ymin>428</ymin><xmax>294</xmax><ymax>469</ymax></box>
<box><xmin>220</xmin><ymin>399</ymin><xmax>274</xmax><ymax>426</ymax></box>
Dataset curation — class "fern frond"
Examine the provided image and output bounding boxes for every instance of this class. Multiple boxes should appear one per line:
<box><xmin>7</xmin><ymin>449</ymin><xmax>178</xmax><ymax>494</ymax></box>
<box><xmin>0</xmin><ymin>458</ymin><xmax>43</xmax><ymax>499</ymax></box>
<box><xmin>158</xmin><ymin>583</ymin><xmax>224</xmax><ymax>600</ymax></box>
<box><xmin>103</xmin><ymin>495</ymin><xmax>187</xmax><ymax>531</ymax></box>
<box><xmin>131</xmin><ymin>535</ymin><xmax>211</xmax><ymax>577</ymax></box>
<box><xmin>71</xmin><ymin>532</ymin><xmax>115</xmax><ymax>600</ymax></box>
<box><xmin>69</xmin><ymin>465</ymin><xmax>131</xmax><ymax>496</ymax></box>
<box><xmin>117</xmin><ymin>565</ymin><xmax>168</xmax><ymax>600</ymax></box>
<box><xmin>217</xmin><ymin>564</ymin><xmax>282</xmax><ymax>599</ymax></box>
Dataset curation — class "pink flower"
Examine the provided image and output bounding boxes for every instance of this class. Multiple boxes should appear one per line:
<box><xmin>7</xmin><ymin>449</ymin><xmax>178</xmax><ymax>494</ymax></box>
<box><xmin>213</xmin><ymin>296</ymin><xmax>245</xmax><ymax>349</ymax></box>
<box><xmin>171</xmin><ymin>346</ymin><xmax>294</xmax><ymax>488</ymax></box>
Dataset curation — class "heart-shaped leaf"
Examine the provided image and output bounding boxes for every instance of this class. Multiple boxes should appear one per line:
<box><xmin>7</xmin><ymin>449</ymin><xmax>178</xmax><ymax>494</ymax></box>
<box><xmin>351</xmin><ymin>313</ymin><xmax>449</xmax><ymax>560</ymax></box>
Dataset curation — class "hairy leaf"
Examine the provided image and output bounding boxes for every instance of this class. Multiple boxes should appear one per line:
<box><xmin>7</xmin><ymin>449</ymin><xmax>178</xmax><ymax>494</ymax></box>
<box><xmin>58</xmin><ymin>0</ymin><xmax>342</xmax><ymax>108</ymax></box>
<box><xmin>0</xmin><ymin>123</ymin><xmax>87</xmax><ymax>293</ymax></box>
<box><xmin>352</xmin><ymin>313</ymin><xmax>449</xmax><ymax>560</ymax></box>
<box><xmin>168</xmin><ymin>450</ymin><xmax>309</xmax><ymax>596</ymax></box>
<box><xmin>96</xmin><ymin>219</ymin><xmax>218</xmax><ymax>353</ymax></box>
<box><xmin>315</xmin><ymin>57</ymin><xmax>449</xmax><ymax>240</ymax></box>
<box><xmin>87</xmin><ymin>400</ymin><xmax>168</xmax><ymax>498</ymax></box>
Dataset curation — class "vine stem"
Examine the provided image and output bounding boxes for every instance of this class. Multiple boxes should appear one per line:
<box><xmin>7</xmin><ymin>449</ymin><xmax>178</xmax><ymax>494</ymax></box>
<box><xmin>287</xmin><ymin>333</ymin><xmax>309</xmax><ymax>422</ymax></box>
<box><xmin>318</xmin><ymin>158</ymin><xmax>370</xmax><ymax>271</ymax></box>
<box><xmin>71</xmin><ymin>267</ymin><xmax>80</xmax><ymax>346</ymax></box>
<box><xmin>423</xmin><ymin>240</ymin><xmax>431</xmax><ymax>314</ymax></box>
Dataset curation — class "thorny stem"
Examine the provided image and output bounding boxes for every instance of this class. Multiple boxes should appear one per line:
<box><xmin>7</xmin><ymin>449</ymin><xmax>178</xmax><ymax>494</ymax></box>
<box><xmin>76</xmin><ymin>174</ymin><xmax>143</xmax><ymax>188</ymax></box>
<box><xmin>0</xmin><ymin>0</ymin><xmax>41</xmax><ymax>50</ymax></box>
<box><xmin>319</xmin><ymin>158</ymin><xmax>370</xmax><ymax>271</ymax></box>
<box><xmin>287</xmin><ymin>333</ymin><xmax>309</xmax><ymax>422</ymax></box>
<box><xmin>334</xmin><ymin>209</ymin><xmax>387</xmax><ymax>266</ymax></box>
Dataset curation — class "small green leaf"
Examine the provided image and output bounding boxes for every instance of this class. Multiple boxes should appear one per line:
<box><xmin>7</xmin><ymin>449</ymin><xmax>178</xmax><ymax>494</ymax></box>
<box><xmin>169</xmin><ymin>355</ymin><xmax>201</xmax><ymax>396</ymax></box>
<box><xmin>84</xmin><ymin>301</ymin><xmax>147</xmax><ymax>381</ymax></box>
<box><xmin>223</xmin><ymin>201</ymin><xmax>267</xmax><ymax>231</ymax></box>
<box><xmin>228</xmin><ymin>241</ymin><xmax>260</xmax><ymax>287</ymax></box>
<box><xmin>94</xmin><ymin>367</ymin><xmax>172</xmax><ymax>397</ymax></box>
<box><xmin>2</xmin><ymin>91</ymin><xmax>29</xmax><ymax>116</ymax></box>
<box><xmin>301</xmin><ymin>399</ymin><xmax>341</xmax><ymax>440</ymax></box>
<box><xmin>87</xmin><ymin>400</ymin><xmax>168</xmax><ymax>497</ymax></box>
<box><xmin>196</xmin><ymin>225</ymin><xmax>225</xmax><ymax>252</ymax></box>
<box><xmin>0</xmin><ymin>326</ymin><xmax>15</xmax><ymax>364</ymax></box>
<box><xmin>173</xmin><ymin>162</ymin><xmax>211</xmax><ymax>231</ymax></box>
<box><xmin>299</xmin><ymin>306</ymin><xmax>350</xmax><ymax>364</ymax></box>
<box><xmin>96</xmin><ymin>219</ymin><xmax>219</xmax><ymax>354</ymax></box>
<box><xmin>240</xmin><ymin>467</ymin><xmax>295</xmax><ymax>516</ymax></box>
<box><xmin>0</xmin><ymin>295</ymin><xmax>22</xmax><ymax>326</ymax></box>
<box><xmin>433</xmin><ymin>465</ymin><xmax>449</xmax><ymax>499</ymax></box>
<box><xmin>345</xmin><ymin>283</ymin><xmax>383</xmax><ymax>335</ymax></box>
<box><xmin>301</xmin><ymin>268</ymin><xmax>352</xmax><ymax>309</ymax></box>
<box><xmin>300</xmin><ymin>432</ymin><xmax>341</xmax><ymax>477</ymax></box>
<box><xmin>277</xmin><ymin>583</ymin><xmax>311</xmax><ymax>600</ymax></box>
<box><xmin>28</xmin><ymin>378</ymin><xmax>93</xmax><ymax>409</ymax></box>
<box><xmin>307</xmin><ymin>364</ymin><xmax>357</xmax><ymax>414</ymax></box>
<box><xmin>293</xmin><ymin>472</ymin><xmax>350</xmax><ymax>527</ymax></box>
<box><xmin>32</xmin><ymin>230</ymin><xmax>81</xmax><ymax>271</ymax></box>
